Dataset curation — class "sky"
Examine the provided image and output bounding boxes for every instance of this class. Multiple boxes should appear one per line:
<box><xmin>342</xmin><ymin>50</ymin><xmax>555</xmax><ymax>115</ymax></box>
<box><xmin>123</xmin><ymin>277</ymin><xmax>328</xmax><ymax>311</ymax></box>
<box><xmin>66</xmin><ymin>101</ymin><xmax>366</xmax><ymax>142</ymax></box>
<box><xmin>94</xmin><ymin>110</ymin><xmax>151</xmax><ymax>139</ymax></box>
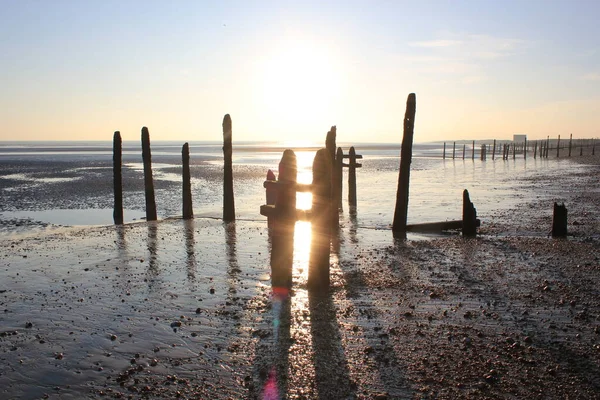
<box><xmin>1</xmin><ymin>0</ymin><xmax>599</xmax><ymax>143</ymax></box>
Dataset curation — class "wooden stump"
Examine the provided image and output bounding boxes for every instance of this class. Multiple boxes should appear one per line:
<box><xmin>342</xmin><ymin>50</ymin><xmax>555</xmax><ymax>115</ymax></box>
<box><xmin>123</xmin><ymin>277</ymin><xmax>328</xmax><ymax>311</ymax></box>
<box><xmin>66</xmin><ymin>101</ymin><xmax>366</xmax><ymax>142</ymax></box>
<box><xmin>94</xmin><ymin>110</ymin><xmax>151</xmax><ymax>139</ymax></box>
<box><xmin>222</xmin><ymin>114</ymin><xmax>235</xmax><ymax>222</ymax></box>
<box><xmin>335</xmin><ymin>147</ymin><xmax>343</xmax><ymax>209</ymax></box>
<box><xmin>392</xmin><ymin>93</ymin><xmax>416</xmax><ymax>237</ymax></box>
<box><xmin>462</xmin><ymin>189</ymin><xmax>478</xmax><ymax>236</ymax></box>
<box><xmin>552</xmin><ymin>203</ymin><xmax>567</xmax><ymax>238</ymax></box>
<box><xmin>308</xmin><ymin>149</ymin><xmax>332</xmax><ymax>292</ymax></box>
<box><xmin>556</xmin><ymin>135</ymin><xmax>561</xmax><ymax>158</ymax></box>
<box><xmin>113</xmin><ymin>131</ymin><xmax>123</xmax><ymax>225</ymax></box>
<box><xmin>348</xmin><ymin>146</ymin><xmax>358</xmax><ymax>207</ymax></box>
<box><xmin>141</xmin><ymin>127</ymin><xmax>157</xmax><ymax>221</ymax></box>
<box><xmin>182</xmin><ymin>143</ymin><xmax>193</xmax><ymax>220</ymax></box>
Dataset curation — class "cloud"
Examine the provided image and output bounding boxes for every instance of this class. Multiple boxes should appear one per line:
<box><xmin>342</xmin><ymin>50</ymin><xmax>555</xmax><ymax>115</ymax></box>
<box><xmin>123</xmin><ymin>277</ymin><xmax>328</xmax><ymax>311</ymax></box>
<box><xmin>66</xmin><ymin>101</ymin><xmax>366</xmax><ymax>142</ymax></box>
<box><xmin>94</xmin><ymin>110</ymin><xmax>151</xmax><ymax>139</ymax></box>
<box><xmin>409</xmin><ymin>39</ymin><xmax>462</xmax><ymax>48</ymax></box>
<box><xmin>581</xmin><ymin>73</ymin><xmax>600</xmax><ymax>81</ymax></box>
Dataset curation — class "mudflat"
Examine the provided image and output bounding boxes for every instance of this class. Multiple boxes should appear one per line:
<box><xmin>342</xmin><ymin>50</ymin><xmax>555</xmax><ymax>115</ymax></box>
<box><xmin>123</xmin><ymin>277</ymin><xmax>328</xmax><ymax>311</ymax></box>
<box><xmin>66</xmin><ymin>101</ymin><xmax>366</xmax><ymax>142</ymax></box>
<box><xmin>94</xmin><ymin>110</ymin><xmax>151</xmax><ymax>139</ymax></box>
<box><xmin>1</xmin><ymin>156</ymin><xmax>599</xmax><ymax>399</ymax></box>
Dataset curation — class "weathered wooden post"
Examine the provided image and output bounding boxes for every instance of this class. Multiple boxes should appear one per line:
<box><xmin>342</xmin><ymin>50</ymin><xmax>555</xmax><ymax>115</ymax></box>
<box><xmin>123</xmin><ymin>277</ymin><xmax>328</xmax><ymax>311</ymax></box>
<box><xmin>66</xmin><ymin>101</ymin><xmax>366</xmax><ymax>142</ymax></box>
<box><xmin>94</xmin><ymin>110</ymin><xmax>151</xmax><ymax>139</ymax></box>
<box><xmin>552</xmin><ymin>202</ymin><xmax>567</xmax><ymax>238</ymax></box>
<box><xmin>580</xmin><ymin>146</ymin><xmax>583</xmax><ymax>156</ymax></box>
<box><xmin>392</xmin><ymin>93</ymin><xmax>416</xmax><ymax>237</ymax></box>
<box><xmin>524</xmin><ymin>139</ymin><xmax>527</xmax><ymax>159</ymax></box>
<box><xmin>492</xmin><ymin>139</ymin><xmax>496</xmax><ymax>160</ymax></box>
<box><xmin>271</xmin><ymin>150</ymin><xmax>297</xmax><ymax>288</ymax></box>
<box><xmin>222</xmin><ymin>114</ymin><xmax>235</xmax><ymax>222</ymax></box>
<box><xmin>452</xmin><ymin>142</ymin><xmax>456</xmax><ymax>159</ymax></box>
<box><xmin>335</xmin><ymin>147</ymin><xmax>344</xmax><ymax>209</ymax></box>
<box><xmin>472</xmin><ymin>140</ymin><xmax>475</xmax><ymax>160</ymax></box>
<box><xmin>568</xmin><ymin>134</ymin><xmax>572</xmax><ymax>157</ymax></box>
<box><xmin>462</xmin><ymin>144</ymin><xmax>466</xmax><ymax>159</ymax></box>
<box><xmin>182</xmin><ymin>143</ymin><xmax>193</xmax><ymax>220</ymax></box>
<box><xmin>443</xmin><ymin>142</ymin><xmax>446</xmax><ymax>159</ymax></box>
<box><xmin>462</xmin><ymin>189</ymin><xmax>478</xmax><ymax>236</ymax></box>
<box><xmin>480</xmin><ymin>144</ymin><xmax>486</xmax><ymax>161</ymax></box>
<box><xmin>141</xmin><ymin>127</ymin><xmax>157</xmax><ymax>221</ymax></box>
<box><xmin>308</xmin><ymin>149</ymin><xmax>332</xmax><ymax>292</ymax></box>
<box><xmin>556</xmin><ymin>135</ymin><xmax>561</xmax><ymax>158</ymax></box>
<box><xmin>512</xmin><ymin>142</ymin><xmax>516</xmax><ymax>159</ymax></box>
<box><xmin>113</xmin><ymin>131</ymin><xmax>123</xmax><ymax>225</ymax></box>
<box><xmin>534</xmin><ymin>140</ymin><xmax>538</xmax><ymax>159</ymax></box>
<box><xmin>325</xmin><ymin>126</ymin><xmax>338</xmax><ymax>225</ymax></box>
<box><xmin>348</xmin><ymin>146</ymin><xmax>360</xmax><ymax>207</ymax></box>
<box><xmin>326</xmin><ymin>126</ymin><xmax>337</xmax><ymax>165</ymax></box>
<box><xmin>545</xmin><ymin>136</ymin><xmax>550</xmax><ymax>158</ymax></box>
<box><xmin>265</xmin><ymin>169</ymin><xmax>277</xmax><ymax>228</ymax></box>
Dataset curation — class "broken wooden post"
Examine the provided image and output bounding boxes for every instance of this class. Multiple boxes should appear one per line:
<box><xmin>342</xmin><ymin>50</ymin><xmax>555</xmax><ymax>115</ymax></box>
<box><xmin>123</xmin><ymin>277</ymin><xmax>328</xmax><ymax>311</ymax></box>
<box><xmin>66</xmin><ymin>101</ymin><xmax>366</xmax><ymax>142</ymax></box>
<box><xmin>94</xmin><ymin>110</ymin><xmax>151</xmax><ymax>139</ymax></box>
<box><xmin>308</xmin><ymin>148</ymin><xmax>332</xmax><ymax>292</ymax></box>
<box><xmin>182</xmin><ymin>143</ymin><xmax>193</xmax><ymax>220</ymax></box>
<box><xmin>113</xmin><ymin>131</ymin><xmax>123</xmax><ymax>225</ymax></box>
<box><xmin>443</xmin><ymin>142</ymin><xmax>446</xmax><ymax>159</ymax></box>
<box><xmin>271</xmin><ymin>150</ymin><xmax>297</xmax><ymax>288</ymax></box>
<box><xmin>462</xmin><ymin>189</ymin><xmax>478</xmax><ymax>236</ymax></box>
<box><xmin>392</xmin><ymin>93</ymin><xmax>416</xmax><ymax>237</ymax></box>
<box><xmin>348</xmin><ymin>146</ymin><xmax>361</xmax><ymax>207</ymax></box>
<box><xmin>326</xmin><ymin>126</ymin><xmax>337</xmax><ymax>165</ymax></box>
<box><xmin>556</xmin><ymin>135</ymin><xmax>561</xmax><ymax>158</ymax></box>
<box><xmin>492</xmin><ymin>139</ymin><xmax>496</xmax><ymax>160</ymax></box>
<box><xmin>552</xmin><ymin>202</ymin><xmax>567</xmax><ymax>238</ymax></box>
<box><xmin>222</xmin><ymin>114</ymin><xmax>235</xmax><ymax>222</ymax></box>
<box><xmin>534</xmin><ymin>140</ymin><xmax>538</xmax><ymax>159</ymax></box>
<box><xmin>568</xmin><ymin>134</ymin><xmax>572</xmax><ymax>157</ymax></box>
<box><xmin>141</xmin><ymin>127</ymin><xmax>157</xmax><ymax>221</ymax></box>
<box><xmin>335</xmin><ymin>147</ymin><xmax>344</xmax><ymax>210</ymax></box>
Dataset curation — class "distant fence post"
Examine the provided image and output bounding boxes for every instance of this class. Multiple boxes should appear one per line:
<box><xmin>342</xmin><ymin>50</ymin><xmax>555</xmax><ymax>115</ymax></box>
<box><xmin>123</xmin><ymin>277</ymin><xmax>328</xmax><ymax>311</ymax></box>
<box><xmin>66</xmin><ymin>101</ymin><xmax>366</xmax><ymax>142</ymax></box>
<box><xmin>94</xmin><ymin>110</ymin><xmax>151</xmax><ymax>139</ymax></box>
<box><xmin>552</xmin><ymin>202</ymin><xmax>567</xmax><ymax>238</ymax></box>
<box><xmin>182</xmin><ymin>142</ymin><xmax>193</xmax><ymax>220</ymax></box>
<box><xmin>524</xmin><ymin>140</ymin><xmax>527</xmax><ymax>160</ymax></box>
<box><xmin>452</xmin><ymin>142</ymin><xmax>456</xmax><ymax>159</ymax></box>
<box><xmin>592</xmin><ymin>140</ymin><xmax>595</xmax><ymax>156</ymax></box>
<box><xmin>556</xmin><ymin>135</ymin><xmax>561</xmax><ymax>158</ymax></box>
<box><xmin>392</xmin><ymin>93</ymin><xmax>416</xmax><ymax>237</ymax></box>
<box><xmin>326</xmin><ymin>126</ymin><xmax>338</xmax><ymax>225</ymax></box>
<box><xmin>443</xmin><ymin>142</ymin><xmax>446</xmax><ymax>159</ymax></box>
<box><xmin>492</xmin><ymin>139</ymin><xmax>496</xmax><ymax>160</ymax></box>
<box><xmin>113</xmin><ymin>131</ymin><xmax>123</xmax><ymax>225</ymax></box>
<box><xmin>512</xmin><ymin>142</ymin><xmax>516</xmax><ymax>159</ymax></box>
<box><xmin>222</xmin><ymin>114</ymin><xmax>235</xmax><ymax>222</ymax></box>
<box><xmin>480</xmin><ymin>144</ymin><xmax>486</xmax><ymax>161</ymax></box>
<box><xmin>472</xmin><ymin>140</ymin><xmax>475</xmax><ymax>160</ymax></box>
<box><xmin>546</xmin><ymin>136</ymin><xmax>550</xmax><ymax>158</ymax></box>
<box><xmin>533</xmin><ymin>140</ymin><xmax>538</xmax><ymax>159</ymax></box>
<box><xmin>568</xmin><ymin>134</ymin><xmax>572</xmax><ymax>157</ymax></box>
<box><xmin>462</xmin><ymin>144</ymin><xmax>466</xmax><ymax>159</ymax></box>
<box><xmin>141</xmin><ymin>127</ymin><xmax>157</xmax><ymax>221</ymax></box>
<box><xmin>308</xmin><ymin>148</ymin><xmax>332</xmax><ymax>292</ymax></box>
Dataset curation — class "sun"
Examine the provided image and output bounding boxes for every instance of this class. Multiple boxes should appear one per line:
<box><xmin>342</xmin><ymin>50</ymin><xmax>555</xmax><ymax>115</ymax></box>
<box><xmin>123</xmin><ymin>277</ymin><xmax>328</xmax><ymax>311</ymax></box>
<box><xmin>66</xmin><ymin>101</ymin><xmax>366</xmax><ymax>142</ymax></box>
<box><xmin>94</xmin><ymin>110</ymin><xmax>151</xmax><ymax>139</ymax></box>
<box><xmin>253</xmin><ymin>35</ymin><xmax>343</xmax><ymax>132</ymax></box>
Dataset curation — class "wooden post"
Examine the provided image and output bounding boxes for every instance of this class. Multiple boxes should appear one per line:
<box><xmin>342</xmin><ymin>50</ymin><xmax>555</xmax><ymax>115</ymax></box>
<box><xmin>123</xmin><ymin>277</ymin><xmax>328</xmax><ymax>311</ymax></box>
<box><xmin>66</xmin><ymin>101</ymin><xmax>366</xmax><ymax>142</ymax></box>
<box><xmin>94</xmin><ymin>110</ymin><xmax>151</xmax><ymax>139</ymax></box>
<box><xmin>308</xmin><ymin>148</ymin><xmax>332</xmax><ymax>292</ymax></box>
<box><xmin>222</xmin><ymin>114</ymin><xmax>235</xmax><ymax>222</ymax></box>
<box><xmin>271</xmin><ymin>150</ymin><xmax>297</xmax><ymax>288</ymax></box>
<box><xmin>335</xmin><ymin>147</ymin><xmax>343</xmax><ymax>210</ymax></box>
<box><xmin>492</xmin><ymin>139</ymin><xmax>496</xmax><ymax>160</ymax></box>
<box><xmin>551</xmin><ymin>202</ymin><xmax>567</xmax><ymax>238</ymax></box>
<box><xmin>265</xmin><ymin>169</ymin><xmax>276</xmax><ymax>228</ymax></box>
<box><xmin>512</xmin><ymin>142</ymin><xmax>516</xmax><ymax>159</ymax></box>
<box><xmin>556</xmin><ymin>135</ymin><xmax>561</xmax><ymax>158</ymax></box>
<box><xmin>113</xmin><ymin>131</ymin><xmax>123</xmax><ymax>225</ymax></box>
<box><xmin>546</xmin><ymin>136</ymin><xmax>550</xmax><ymax>158</ymax></box>
<box><xmin>326</xmin><ymin>126</ymin><xmax>337</xmax><ymax>166</ymax></box>
<box><xmin>524</xmin><ymin>140</ymin><xmax>527</xmax><ymax>159</ymax></box>
<box><xmin>462</xmin><ymin>189</ymin><xmax>477</xmax><ymax>236</ymax></box>
<box><xmin>141</xmin><ymin>127</ymin><xmax>157</xmax><ymax>221</ymax></box>
<box><xmin>568</xmin><ymin>134</ymin><xmax>572</xmax><ymax>157</ymax></box>
<box><xmin>348</xmin><ymin>146</ymin><xmax>358</xmax><ymax>207</ymax></box>
<box><xmin>472</xmin><ymin>140</ymin><xmax>475</xmax><ymax>160</ymax></box>
<box><xmin>534</xmin><ymin>140</ymin><xmax>538</xmax><ymax>159</ymax></box>
<box><xmin>443</xmin><ymin>142</ymin><xmax>446</xmax><ymax>159</ymax></box>
<box><xmin>182</xmin><ymin>143</ymin><xmax>193</xmax><ymax>220</ymax></box>
<box><xmin>462</xmin><ymin>144</ymin><xmax>466</xmax><ymax>159</ymax></box>
<box><xmin>452</xmin><ymin>142</ymin><xmax>456</xmax><ymax>159</ymax></box>
<box><xmin>392</xmin><ymin>93</ymin><xmax>416</xmax><ymax>237</ymax></box>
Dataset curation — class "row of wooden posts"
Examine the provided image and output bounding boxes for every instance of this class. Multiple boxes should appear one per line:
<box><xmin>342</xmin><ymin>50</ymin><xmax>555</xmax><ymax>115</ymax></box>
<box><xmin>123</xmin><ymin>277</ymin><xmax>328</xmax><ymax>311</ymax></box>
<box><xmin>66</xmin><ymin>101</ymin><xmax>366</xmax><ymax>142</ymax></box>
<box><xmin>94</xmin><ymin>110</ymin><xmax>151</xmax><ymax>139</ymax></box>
<box><xmin>443</xmin><ymin>135</ymin><xmax>596</xmax><ymax>161</ymax></box>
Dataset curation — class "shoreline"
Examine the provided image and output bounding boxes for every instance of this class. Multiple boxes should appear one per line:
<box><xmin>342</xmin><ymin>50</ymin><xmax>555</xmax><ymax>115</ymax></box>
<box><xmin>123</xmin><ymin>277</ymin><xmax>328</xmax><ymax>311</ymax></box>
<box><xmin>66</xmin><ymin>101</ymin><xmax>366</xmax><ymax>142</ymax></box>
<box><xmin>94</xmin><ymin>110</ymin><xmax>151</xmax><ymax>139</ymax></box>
<box><xmin>0</xmin><ymin>156</ymin><xmax>599</xmax><ymax>399</ymax></box>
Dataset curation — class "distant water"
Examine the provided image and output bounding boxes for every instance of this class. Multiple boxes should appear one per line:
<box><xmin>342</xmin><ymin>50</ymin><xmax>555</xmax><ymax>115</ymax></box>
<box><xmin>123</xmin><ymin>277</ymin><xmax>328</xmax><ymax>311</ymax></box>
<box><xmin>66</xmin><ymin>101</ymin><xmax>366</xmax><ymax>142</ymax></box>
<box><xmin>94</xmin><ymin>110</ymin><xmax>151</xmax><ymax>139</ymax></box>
<box><xmin>0</xmin><ymin>141</ymin><xmax>589</xmax><ymax>232</ymax></box>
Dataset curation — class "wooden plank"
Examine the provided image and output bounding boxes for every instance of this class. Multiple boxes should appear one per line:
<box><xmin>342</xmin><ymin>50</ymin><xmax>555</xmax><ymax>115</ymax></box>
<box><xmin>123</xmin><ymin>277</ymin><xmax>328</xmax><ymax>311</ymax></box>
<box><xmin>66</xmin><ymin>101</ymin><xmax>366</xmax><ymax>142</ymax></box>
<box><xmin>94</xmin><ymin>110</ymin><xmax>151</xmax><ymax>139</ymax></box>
<box><xmin>406</xmin><ymin>219</ymin><xmax>480</xmax><ymax>233</ymax></box>
<box><xmin>263</xmin><ymin>180</ymin><xmax>312</xmax><ymax>192</ymax></box>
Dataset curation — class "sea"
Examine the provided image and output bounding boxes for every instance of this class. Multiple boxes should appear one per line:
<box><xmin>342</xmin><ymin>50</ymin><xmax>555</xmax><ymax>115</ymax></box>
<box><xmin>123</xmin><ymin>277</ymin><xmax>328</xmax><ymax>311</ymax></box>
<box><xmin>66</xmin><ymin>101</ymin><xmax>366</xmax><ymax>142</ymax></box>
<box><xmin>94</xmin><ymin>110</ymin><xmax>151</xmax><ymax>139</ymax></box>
<box><xmin>0</xmin><ymin>140</ymin><xmax>590</xmax><ymax>234</ymax></box>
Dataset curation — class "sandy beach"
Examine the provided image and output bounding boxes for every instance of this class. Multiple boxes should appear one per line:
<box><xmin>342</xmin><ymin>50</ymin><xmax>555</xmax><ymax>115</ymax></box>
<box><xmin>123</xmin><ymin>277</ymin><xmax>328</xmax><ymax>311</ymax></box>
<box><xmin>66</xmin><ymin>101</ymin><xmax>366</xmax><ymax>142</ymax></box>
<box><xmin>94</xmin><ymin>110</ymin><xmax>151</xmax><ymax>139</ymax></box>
<box><xmin>1</xmin><ymin>155</ymin><xmax>599</xmax><ymax>399</ymax></box>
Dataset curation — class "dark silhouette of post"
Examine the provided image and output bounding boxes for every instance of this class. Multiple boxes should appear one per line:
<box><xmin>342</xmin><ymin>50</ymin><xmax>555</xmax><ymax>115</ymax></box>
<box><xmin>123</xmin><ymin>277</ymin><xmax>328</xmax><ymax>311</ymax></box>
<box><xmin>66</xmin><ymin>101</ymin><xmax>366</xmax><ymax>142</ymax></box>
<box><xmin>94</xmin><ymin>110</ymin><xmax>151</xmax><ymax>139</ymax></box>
<box><xmin>222</xmin><ymin>114</ymin><xmax>235</xmax><ymax>222</ymax></box>
<box><xmin>141</xmin><ymin>127</ymin><xmax>157</xmax><ymax>221</ymax></box>
<box><xmin>533</xmin><ymin>140</ymin><xmax>538</xmax><ymax>159</ymax></box>
<box><xmin>348</xmin><ymin>146</ymin><xmax>358</xmax><ymax>207</ymax></box>
<box><xmin>545</xmin><ymin>136</ymin><xmax>550</xmax><ymax>158</ymax></box>
<box><xmin>182</xmin><ymin>143</ymin><xmax>193</xmax><ymax>220</ymax></box>
<box><xmin>265</xmin><ymin>169</ymin><xmax>277</xmax><ymax>228</ymax></box>
<box><xmin>325</xmin><ymin>126</ymin><xmax>337</xmax><ymax>226</ymax></box>
<box><xmin>271</xmin><ymin>150</ymin><xmax>297</xmax><ymax>288</ymax></box>
<box><xmin>492</xmin><ymin>139</ymin><xmax>496</xmax><ymax>160</ymax></box>
<box><xmin>326</xmin><ymin>126</ymin><xmax>337</xmax><ymax>166</ymax></box>
<box><xmin>472</xmin><ymin>140</ymin><xmax>475</xmax><ymax>160</ymax></box>
<box><xmin>512</xmin><ymin>142</ymin><xmax>516</xmax><ymax>159</ymax></box>
<box><xmin>462</xmin><ymin>144</ymin><xmax>466</xmax><ymax>159</ymax></box>
<box><xmin>592</xmin><ymin>140</ymin><xmax>595</xmax><ymax>156</ymax></box>
<box><xmin>552</xmin><ymin>203</ymin><xmax>567</xmax><ymax>238</ymax></box>
<box><xmin>524</xmin><ymin>139</ymin><xmax>527</xmax><ymax>160</ymax></box>
<box><xmin>308</xmin><ymin>149</ymin><xmax>332</xmax><ymax>292</ymax></box>
<box><xmin>462</xmin><ymin>189</ymin><xmax>478</xmax><ymax>236</ymax></box>
<box><xmin>556</xmin><ymin>135</ymin><xmax>561</xmax><ymax>158</ymax></box>
<box><xmin>568</xmin><ymin>134</ymin><xmax>572</xmax><ymax>157</ymax></box>
<box><xmin>480</xmin><ymin>144</ymin><xmax>486</xmax><ymax>161</ymax></box>
<box><xmin>452</xmin><ymin>142</ymin><xmax>456</xmax><ymax>159</ymax></box>
<box><xmin>392</xmin><ymin>93</ymin><xmax>416</xmax><ymax>236</ymax></box>
<box><xmin>113</xmin><ymin>131</ymin><xmax>123</xmax><ymax>225</ymax></box>
<box><xmin>335</xmin><ymin>147</ymin><xmax>343</xmax><ymax>209</ymax></box>
<box><xmin>443</xmin><ymin>142</ymin><xmax>446</xmax><ymax>159</ymax></box>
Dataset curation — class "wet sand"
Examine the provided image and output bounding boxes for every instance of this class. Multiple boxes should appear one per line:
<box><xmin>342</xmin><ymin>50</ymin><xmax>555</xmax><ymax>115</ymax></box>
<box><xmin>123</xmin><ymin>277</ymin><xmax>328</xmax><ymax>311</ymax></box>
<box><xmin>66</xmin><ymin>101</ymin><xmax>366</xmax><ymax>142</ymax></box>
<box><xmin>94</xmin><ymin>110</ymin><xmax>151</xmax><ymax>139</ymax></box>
<box><xmin>1</xmin><ymin>156</ymin><xmax>599</xmax><ymax>399</ymax></box>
